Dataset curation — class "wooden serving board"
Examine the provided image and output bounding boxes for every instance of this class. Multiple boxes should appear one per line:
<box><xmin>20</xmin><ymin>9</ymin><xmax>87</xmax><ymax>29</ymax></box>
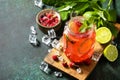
<box><xmin>44</xmin><ymin>39</ymin><xmax>104</xmax><ymax>80</ymax></box>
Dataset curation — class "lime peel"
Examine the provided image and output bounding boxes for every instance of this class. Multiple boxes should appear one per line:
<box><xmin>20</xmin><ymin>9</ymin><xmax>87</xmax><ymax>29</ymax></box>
<box><xmin>103</xmin><ymin>44</ymin><xmax>118</xmax><ymax>62</ymax></box>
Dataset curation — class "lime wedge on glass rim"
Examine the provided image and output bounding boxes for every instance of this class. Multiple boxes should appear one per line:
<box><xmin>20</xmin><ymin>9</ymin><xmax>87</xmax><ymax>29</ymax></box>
<box><xmin>96</xmin><ymin>27</ymin><xmax>112</xmax><ymax>44</ymax></box>
<box><xmin>103</xmin><ymin>44</ymin><xmax>118</xmax><ymax>62</ymax></box>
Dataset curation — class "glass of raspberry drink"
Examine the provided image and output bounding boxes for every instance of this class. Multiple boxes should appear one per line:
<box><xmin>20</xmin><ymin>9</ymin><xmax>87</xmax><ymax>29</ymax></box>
<box><xmin>63</xmin><ymin>16</ymin><xmax>96</xmax><ymax>63</ymax></box>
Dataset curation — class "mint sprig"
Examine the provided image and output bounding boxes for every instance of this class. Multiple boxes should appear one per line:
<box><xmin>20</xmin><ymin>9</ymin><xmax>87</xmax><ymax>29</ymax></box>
<box><xmin>79</xmin><ymin>19</ymin><xmax>94</xmax><ymax>33</ymax></box>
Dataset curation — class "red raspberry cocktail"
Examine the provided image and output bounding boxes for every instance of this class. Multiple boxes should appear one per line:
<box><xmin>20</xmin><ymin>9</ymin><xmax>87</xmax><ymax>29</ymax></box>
<box><xmin>63</xmin><ymin>16</ymin><xmax>96</xmax><ymax>63</ymax></box>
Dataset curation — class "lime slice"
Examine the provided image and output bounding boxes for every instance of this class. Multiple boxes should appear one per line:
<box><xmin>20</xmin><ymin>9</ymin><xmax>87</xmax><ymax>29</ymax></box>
<box><xmin>103</xmin><ymin>44</ymin><xmax>118</xmax><ymax>62</ymax></box>
<box><xmin>96</xmin><ymin>27</ymin><xmax>112</xmax><ymax>44</ymax></box>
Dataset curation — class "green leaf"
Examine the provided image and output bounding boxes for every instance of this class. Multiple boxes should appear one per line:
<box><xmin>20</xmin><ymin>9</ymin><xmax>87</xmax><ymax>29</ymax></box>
<box><xmin>42</xmin><ymin>0</ymin><xmax>56</xmax><ymax>6</ymax></box>
<box><xmin>97</xmin><ymin>11</ymin><xmax>107</xmax><ymax>21</ymax></box>
<box><xmin>99</xmin><ymin>0</ymin><xmax>106</xmax><ymax>2</ymax></box>
<box><xmin>106</xmin><ymin>0</ymin><xmax>112</xmax><ymax>10</ymax></box>
<box><xmin>83</xmin><ymin>11</ymin><xmax>95</xmax><ymax>20</ymax></box>
<box><xmin>79</xmin><ymin>26</ymin><xmax>87</xmax><ymax>33</ymax></box>
<box><xmin>57</xmin><ymin>2</ymin><xmax>76</xmax><ymax>12</ymax></box>
<box><xmin>108</xmin><ymin>9</ymin><xmax>117</xmax><ymax>22</ymax></box>
<box><xmin>59</xmin><ymin>11</ymin><xmax>70</xmax><ymax>21</ymax></box>
<box><xmin>79</xmin><ymin>20</ymin><xmax>88</xmax><ymax>33</ymax></box>
<box><xmin>90</xmin><ymin>1</ymin><xmax>103</xmax><ymax>11</ymax></box>
<box><xmin>97</xmin><ymin>19</ymin><xmax>100</xmax><ymax>27</ymax></box>
<box><xmin>103</xmin><ymin>10</ymin><xmax>109</xmax><ymax>20</ymax></box>
<box><xmin>74</xmin><ymin>2</ymin><xmax>89</xmax><ymax>15</ymax></box>
<box><xmin>76</xmin><ymin>0</ymin><xmax>88</xmax><ymax>2</ymax></box>
<box><xmin>107</xmin><ymin>22</ymin><xmax>119</xmax><ymax>38</ymax></box>
<box><xmin>99</xmin><ymin>19</ymin><xmax>104</xmax><ymax>26</ymax></box>
<box><xmin>103</xmin><ymin>21</ymin><xmax>119</xmax><ymax>38</ymax></box>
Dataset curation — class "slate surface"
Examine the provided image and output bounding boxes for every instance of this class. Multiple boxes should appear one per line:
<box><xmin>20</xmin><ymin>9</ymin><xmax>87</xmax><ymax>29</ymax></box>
<box><xmin>0</xmin><ymin>0</ymin><xmax>120</xmax><ymax>80</ymax></box>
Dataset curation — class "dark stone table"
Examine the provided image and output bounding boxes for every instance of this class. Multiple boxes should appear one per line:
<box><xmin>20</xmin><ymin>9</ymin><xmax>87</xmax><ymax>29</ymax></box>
<box><xmin>0</xmin><ymin>0</ymin><xmax>120</xmax><ymax>80</ymax></box>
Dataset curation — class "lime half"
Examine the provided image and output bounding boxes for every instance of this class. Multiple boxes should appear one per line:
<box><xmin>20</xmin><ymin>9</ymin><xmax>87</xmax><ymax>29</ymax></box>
<box><xmin>96</xmin><ymin>27</ymin><xmax>112</xmax><ymax>44</ymax></box>
<box><xmin>103</xmin><ymin>44</ymin><xmax>118</xmax><ymax>62</ymax></box>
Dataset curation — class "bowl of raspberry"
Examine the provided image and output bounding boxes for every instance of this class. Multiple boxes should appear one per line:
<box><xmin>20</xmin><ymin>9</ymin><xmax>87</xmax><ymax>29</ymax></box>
<box><xmin>36</xmin><ymin>9</ymin><xmax>61</xmax><ymax>34</ymax></box>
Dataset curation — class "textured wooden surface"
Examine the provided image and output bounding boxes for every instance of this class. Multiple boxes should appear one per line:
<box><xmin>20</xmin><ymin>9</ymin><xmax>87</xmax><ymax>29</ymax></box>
<box><xmin>44</xmin><ymin>40</ymin><xmax>104</xmax><ymax>80</ymax></box>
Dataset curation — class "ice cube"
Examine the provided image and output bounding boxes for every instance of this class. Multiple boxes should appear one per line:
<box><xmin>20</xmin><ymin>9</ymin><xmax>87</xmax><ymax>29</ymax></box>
<box><xmin>39</xmin><ymin>61</ymin><xmax>51</xmax><ymax>74</ymax></box>
<box><xmin>51</xmin><ymin>39</ymin><xmax>59</xmax><ymax>48</ymax></box>
<box><xmin>29</xmin><ymin>34</ymin><xmax>39</xmax><ymax>46</ymax></box>
<box><xmin>54</xmin><ymin>71</ymin><xmax>62</xmax><ymax>77</ymax></box>
<box><xmin>58</xmin><ymin>56</ymin><xmax>64</xmax><ymax>62</ymax></box>
<box><xmin>76</xmin><ymin>68</ymin><xmax>82</xmax><ymax>74</ymax></box>
<box><xmin>92</xmin><ymin>52</ymin><xmax>101</xmax><ymax>61</ymax></box>
<box><xmin>34</xmin><ymin>0</ymin><xmax>43</xmax><ymax>8</ymax></box>
<box><xmin>48</xmin><ymin>29</ymin><xmax>56</xmax><ymax>39</ymax></box>
<box><xmin>30</xmin><ymin>26</ymin><xmax>37</xmax><ymax>35</ymax></box>
<box><xmin>40</xmin><ymin>61</ymin><xmax>47</xmax><ymax>70</ymax></box>
<box><xmin>55</xmin><ymin>42</ymin><xmax>63</xmax><ymax>51</ymax></box>
<box><xmin>42</xmin><ymin>35</ymin><xmax>51</xmax><ymax>46</ymax></box>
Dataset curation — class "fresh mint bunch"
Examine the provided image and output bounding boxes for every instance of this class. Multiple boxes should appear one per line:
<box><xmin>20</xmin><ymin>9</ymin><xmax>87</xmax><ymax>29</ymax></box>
<box><xmin>42</xmin><ymin>0</ymin><xmax>118</xmax><ymax>37</ymax></box>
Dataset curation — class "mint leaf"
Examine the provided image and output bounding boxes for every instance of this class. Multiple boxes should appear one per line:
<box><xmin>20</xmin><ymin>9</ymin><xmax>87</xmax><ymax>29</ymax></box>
<box><xmin>74</xmin><ymin>2</ymin><xmax>89</xmax><ymax>15</ymax></box>
<box><xmin>79</xmin><ymin>26</ymin><xmax>87</xmax><ymax>33</ymax></box>
<box><xmin>90</xmin><ymin>1</ymin><xmax>103</xmax><ymax>11</ymax></box>
<box><xmin>99</xmin><ymin>0</ymin><xmax>106</xmax><ymax>2</ymax></box>
<box><xmin>79</xmin><ymin>20</ymin><xmax>88</xmax><ymax>33</ymax></box>
<box><xmin>97</xmin><ymin>11</ymin><xmax>107</xmax><ymax>21</ymax></box>
<box><xmin>108</xmin><ymin>9</ymin><xmax>117</xmax><ymax>22</ymax></box>
<box><xmin>77</xmin><ymin>0</ymin><xmax>88</xmax><ymax>2</ymax></box>
<box><xmin>57</xmin><ymin>3</ymin><xmax>76</xmax><ymax>12</ymax></box>
<box><xmin>59</xmin><ymin>11</ymin><xmax>70</xmax><ymax>21</ymax></box>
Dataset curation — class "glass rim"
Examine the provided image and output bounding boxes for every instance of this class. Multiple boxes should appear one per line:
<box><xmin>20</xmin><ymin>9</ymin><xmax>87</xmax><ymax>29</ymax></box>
<box><xmin>66</xmin><ymin>16</ymin><xmax>96</xmax><ymax>38</ymax></box>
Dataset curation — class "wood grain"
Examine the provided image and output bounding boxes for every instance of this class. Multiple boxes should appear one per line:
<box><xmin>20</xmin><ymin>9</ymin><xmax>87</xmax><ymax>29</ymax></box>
<box><xmin>44</xmin><ymin>40</ymin><xmax>103</xmax><ymax>80</ymax></box>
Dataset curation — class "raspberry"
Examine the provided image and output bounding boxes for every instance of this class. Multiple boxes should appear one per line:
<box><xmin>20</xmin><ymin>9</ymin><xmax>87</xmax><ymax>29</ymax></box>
<box><xmin>74</xmin><ymin>19</ymin><xmax>82</xmax><ymax>27</ymax></box>
<box><xmin>46</xmin><ymin>12</ymin><xmax>53</xmax><ymax>18</ymax></box>
<box><xmin>42</xmin><ymin>16</ymin><xmax>48</xmax><ymax>21</ymax></box>
<box><xmin>69</xmin><ymin>62</ymin><xmax>75</xmax><ymax>68</ymax></box>
<box><xmin>52</xmin><ymin>55</ymin><xmax>58</xmax><ymax>61</ymax></box>
<box><xmin>62</xmin><ymin>62</ymin><xmax>68</xmax><ymax>68</ymax></box>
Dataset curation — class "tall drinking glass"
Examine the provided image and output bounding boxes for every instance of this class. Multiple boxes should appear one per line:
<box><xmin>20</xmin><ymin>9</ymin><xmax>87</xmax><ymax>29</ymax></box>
<box><xmin>63</xmin><ymin>16</ymin><xmax>96</xmax><ymax>63</ymax></box>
